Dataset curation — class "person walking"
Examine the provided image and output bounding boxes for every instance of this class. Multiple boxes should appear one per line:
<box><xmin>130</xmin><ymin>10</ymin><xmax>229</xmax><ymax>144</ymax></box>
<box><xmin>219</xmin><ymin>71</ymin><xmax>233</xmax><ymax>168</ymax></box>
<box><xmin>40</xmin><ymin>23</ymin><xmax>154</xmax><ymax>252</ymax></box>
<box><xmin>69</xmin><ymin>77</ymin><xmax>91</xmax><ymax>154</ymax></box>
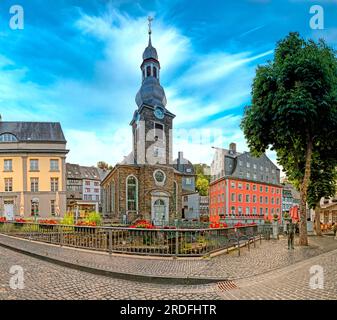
<box><xmin>286</xmin><ymin>219</ymin><xmax>295</xmax><ymax>250</ymax></box>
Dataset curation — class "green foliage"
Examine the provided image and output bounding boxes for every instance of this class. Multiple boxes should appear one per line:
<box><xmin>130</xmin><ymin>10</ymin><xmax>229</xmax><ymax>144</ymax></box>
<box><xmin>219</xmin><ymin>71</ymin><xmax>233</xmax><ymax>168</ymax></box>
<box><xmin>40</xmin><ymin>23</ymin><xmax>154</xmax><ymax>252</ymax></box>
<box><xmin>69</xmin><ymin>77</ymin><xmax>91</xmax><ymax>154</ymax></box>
<box><xmin>61</xmin><ymin>213</ymin><xmax>74</xmax><ymax>225</ymax></box>
<box><xmin>85</xmin><ymin>212</ymin><xmax>102</xmax><ymax>225</ymax></box>
<box><xmin>241</xmin><ymin>32</ymin><xmax>337</xmax><ymax>243</ymax></box>
<box><xmin>194</xmin><ymin>163</ymin><xmax>210</xmax><ymax>196</ymax></box>
<box><xmin>196</xmin><ymin>175</ymin><xmax>209</xmax><ymax>196</ymax></box>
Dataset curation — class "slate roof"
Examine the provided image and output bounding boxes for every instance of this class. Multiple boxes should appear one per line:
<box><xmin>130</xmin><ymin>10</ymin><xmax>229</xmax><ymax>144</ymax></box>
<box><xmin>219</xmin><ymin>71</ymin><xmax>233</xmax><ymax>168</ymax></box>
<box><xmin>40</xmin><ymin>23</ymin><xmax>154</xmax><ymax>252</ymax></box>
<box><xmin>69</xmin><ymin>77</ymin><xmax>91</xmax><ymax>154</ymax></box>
<box><xmin>0</xmin><ymin>122</ymin><xmax>66</xmax><ymax>142</ymax></box>
<box><xmin>66</xmin><ymin>163</ymin><xmax>101</xmax><ymax>181</ymax></box>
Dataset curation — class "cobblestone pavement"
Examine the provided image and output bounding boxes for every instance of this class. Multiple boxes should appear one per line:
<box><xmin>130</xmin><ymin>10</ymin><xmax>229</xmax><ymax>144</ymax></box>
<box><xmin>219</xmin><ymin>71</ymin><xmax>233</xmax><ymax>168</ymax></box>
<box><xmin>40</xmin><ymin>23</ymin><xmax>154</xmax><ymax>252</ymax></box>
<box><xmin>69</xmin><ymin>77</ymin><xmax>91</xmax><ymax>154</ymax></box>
<box><xmin>0</xmin><ymin>245</ymin><xmax>336</xmax><ymax>300</ymax></box>
<box><xmin>0</xmin><ymin>234</ymin><xmax>336</xmax><ymax>281</ymax></box>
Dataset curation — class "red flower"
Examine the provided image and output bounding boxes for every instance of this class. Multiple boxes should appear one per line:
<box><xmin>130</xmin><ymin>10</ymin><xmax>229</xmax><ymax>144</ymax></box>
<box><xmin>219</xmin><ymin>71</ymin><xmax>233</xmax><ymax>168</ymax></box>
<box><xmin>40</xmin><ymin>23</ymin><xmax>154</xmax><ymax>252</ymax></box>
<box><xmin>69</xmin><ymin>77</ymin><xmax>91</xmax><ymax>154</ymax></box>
<box><xmin>0</xmin><ymin>217</ymin><xmax>6</xmax><ymax>222</ymax></box>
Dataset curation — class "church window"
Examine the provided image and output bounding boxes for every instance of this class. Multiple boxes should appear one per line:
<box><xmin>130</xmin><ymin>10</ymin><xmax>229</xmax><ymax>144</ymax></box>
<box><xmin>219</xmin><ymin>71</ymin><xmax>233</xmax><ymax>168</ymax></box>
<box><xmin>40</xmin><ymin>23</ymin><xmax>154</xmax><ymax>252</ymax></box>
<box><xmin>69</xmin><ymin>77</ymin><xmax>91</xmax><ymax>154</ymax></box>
<box><xmin>173</xmin><ymin>181</ymin><xmax>178</xmax><ymax>212</ymax></box>
<box><xmin>126</xmin><ymin>175</ymin><xmax>138</xmax><ymax>212</ymax></box>
<box><xmin>154</xmin><ymin>170</ymin><xmax>166</xmax><ymax>185</ymax></box>
<box><xmin>154</xmin><ymin>123</ymin><xmax>164</xmax><ymax>140</ymax></box>
<box><xmin>153</xmin><ymin>66</ymin><xmax>157</xmax><ymax>78</ymax></box>
<box><xmin>146</xmin><ymin>65</ymin><xmax>151</xmax><ymax>77</ymax></box>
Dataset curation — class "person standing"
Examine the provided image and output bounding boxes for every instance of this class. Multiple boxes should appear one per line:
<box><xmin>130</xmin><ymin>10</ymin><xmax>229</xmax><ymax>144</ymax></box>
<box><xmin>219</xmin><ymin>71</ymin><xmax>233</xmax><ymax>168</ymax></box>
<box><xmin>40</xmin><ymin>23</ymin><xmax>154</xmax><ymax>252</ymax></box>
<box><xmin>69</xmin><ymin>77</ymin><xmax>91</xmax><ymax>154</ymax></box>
<box><xmin>286</xmin><ymin>219</ymin><xmax>295</xmax><ymax>250</ymax></box>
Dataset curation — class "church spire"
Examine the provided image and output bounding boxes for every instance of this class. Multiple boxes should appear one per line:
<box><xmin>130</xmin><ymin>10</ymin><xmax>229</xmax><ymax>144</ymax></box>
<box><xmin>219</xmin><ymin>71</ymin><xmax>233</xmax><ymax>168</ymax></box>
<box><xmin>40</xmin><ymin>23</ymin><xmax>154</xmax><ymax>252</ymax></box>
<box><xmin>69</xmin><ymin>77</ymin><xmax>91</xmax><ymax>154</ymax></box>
<box><xmin>148</xmin><ymin>16</ymin><xmax>153</xmax><ymax>47</ymax></box>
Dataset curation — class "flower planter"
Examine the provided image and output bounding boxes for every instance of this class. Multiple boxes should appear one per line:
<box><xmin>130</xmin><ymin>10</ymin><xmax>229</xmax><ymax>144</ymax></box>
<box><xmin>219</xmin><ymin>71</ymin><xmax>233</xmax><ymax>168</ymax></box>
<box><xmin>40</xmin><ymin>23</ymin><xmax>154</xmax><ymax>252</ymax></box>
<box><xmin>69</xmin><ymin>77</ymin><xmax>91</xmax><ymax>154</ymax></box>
<box><xmin>39</xmin><ymin>225</ymin><xmax>55</xmax><ymax>231</ymax></box>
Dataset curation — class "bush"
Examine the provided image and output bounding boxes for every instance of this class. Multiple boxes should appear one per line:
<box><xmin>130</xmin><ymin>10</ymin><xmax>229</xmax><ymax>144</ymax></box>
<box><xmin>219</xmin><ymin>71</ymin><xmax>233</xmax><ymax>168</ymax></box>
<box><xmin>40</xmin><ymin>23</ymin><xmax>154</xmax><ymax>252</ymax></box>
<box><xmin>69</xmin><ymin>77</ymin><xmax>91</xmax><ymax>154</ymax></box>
<box><xmin>85</xmin><ymin>212</ymin><xmax>102</xmax><ymax>226</ymax></box>
<box><xmin>61</xmin><ymin>213</ymin><xmax>74</xmax><ymax>225</ymax></box>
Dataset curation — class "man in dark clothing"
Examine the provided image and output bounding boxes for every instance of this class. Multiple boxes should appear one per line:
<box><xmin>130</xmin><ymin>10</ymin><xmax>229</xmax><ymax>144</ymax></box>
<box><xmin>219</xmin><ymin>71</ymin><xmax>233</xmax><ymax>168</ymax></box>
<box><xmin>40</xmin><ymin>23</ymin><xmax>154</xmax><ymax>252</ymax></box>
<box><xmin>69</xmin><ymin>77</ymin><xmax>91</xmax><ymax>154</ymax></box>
<box><xmin>286</xmin><ymin>219</ymin><xmax>295</xmax><ymax>250</ymax></box>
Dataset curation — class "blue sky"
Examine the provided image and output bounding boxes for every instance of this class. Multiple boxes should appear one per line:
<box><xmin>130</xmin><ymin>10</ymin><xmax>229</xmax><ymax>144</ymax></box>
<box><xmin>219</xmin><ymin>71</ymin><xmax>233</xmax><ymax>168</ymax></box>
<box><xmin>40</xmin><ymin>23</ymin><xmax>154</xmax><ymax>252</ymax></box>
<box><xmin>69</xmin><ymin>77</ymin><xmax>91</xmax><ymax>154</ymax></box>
<box><xmin>1</xmin><ymin>0</ymin><xmax>337</xmax><ymax>168</ymax></box>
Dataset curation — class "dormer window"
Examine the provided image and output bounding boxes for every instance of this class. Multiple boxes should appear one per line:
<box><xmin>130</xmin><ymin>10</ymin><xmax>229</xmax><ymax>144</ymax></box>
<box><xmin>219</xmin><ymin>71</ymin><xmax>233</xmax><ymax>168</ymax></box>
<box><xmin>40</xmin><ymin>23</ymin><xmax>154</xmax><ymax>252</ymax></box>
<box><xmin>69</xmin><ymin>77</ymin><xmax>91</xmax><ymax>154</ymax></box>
<box><xmin>0</xmin><ymin>133</ymin><xmax>18</xmax><ymax>142</ymax></box>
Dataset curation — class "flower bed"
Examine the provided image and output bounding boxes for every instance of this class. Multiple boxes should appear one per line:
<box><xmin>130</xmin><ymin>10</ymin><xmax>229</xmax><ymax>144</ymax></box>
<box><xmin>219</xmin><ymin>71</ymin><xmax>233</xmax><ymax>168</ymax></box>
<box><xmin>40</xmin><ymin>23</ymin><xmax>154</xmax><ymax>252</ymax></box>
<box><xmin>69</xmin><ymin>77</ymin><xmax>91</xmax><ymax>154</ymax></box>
<box><xmin>14</xmin><ymin>218</ymin><xmax>27</xmax><ymax>228</ymax></box>
<box><xmin>74</xmin><ymin>221</ymin><xmax>97</xmax><ymax>233</ymax></box>
<box><xmin>129</xmin><ymin>220</ymin><xmax>155</xmax><ymax>229</ymax></box>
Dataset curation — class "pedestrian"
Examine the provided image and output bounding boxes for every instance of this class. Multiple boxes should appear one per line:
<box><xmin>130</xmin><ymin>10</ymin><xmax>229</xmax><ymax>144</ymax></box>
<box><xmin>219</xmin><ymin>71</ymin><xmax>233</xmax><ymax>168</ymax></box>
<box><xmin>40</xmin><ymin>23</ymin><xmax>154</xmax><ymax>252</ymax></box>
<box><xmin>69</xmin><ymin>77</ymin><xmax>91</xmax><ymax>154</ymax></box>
<box><xmin>286</xmin><ymin>219</ymin><xmax>295</xmax><ymax>250</ymax></box>
<box><xmin>332</xmin><ymin>222</ymin><xmax>337</xmax><ymax>239</ymax></box>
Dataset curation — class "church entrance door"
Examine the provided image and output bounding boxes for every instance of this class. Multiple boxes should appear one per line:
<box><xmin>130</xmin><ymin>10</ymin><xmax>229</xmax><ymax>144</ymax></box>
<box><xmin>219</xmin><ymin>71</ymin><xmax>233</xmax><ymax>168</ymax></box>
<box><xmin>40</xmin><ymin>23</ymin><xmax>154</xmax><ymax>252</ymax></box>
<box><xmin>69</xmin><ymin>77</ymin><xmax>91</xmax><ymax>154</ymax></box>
<box><xmin>152</xmin><ymin>197</ymin><xmax>169</xmax><ymax>226</ymax></box>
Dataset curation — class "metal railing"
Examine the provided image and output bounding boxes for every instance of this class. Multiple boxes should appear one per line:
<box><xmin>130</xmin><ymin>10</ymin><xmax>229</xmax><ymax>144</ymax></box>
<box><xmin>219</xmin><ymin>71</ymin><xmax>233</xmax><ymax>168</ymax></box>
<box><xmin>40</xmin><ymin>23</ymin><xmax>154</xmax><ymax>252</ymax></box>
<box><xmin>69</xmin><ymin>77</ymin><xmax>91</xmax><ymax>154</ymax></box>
<box><xmin>0</xmin><ymin>221</ymin><xmax>260</xmax><ymax>257</ymax></box>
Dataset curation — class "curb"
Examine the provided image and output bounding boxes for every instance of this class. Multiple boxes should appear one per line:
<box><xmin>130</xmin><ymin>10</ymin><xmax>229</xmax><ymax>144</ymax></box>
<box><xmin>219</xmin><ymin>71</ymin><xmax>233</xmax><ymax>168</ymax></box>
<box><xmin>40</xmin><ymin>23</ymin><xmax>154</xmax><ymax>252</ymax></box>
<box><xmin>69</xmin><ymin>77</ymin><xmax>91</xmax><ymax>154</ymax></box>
<box><xmin>0</xmin><ymin>238</ymin><xmax>227</xmax><ymax>285</ymax></box>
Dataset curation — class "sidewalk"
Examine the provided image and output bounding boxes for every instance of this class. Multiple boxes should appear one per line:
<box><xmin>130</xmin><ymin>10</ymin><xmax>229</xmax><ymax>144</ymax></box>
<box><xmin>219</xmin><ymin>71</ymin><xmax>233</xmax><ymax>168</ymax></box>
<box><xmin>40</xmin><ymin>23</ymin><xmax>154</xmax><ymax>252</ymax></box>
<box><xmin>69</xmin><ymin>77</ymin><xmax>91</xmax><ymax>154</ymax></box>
<box><xmin>0</xmin><ymin>233</ymin><xmax>336</xmax><ymax>284</ymax></box>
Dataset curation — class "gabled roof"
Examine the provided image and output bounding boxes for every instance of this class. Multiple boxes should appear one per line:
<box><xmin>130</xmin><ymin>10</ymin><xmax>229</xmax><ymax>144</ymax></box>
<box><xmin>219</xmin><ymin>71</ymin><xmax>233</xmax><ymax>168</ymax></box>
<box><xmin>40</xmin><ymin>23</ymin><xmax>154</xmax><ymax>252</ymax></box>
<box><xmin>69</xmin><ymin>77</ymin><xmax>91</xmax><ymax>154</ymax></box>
<box><xmin>0</xmin><ymin>122</ymin><xmax>66</xmax><ymax>143</ymax></box>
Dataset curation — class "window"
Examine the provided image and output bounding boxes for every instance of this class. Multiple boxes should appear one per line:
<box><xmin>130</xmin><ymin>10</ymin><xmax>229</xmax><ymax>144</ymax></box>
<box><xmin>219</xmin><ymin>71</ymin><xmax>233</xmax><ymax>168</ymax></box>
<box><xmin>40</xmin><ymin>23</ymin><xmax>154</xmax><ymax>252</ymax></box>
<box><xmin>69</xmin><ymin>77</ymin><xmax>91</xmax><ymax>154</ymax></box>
<box><xmin>271</xmin><ymin>188</ymin><xmax>275</xmax><ymax>194</ymax></box>
<box><xmin>253</xmin><ymin>164</ymin><xmax>257</xmax><ymax>169</ymax></box>
<box><xmin>85</xmin><ymin>188</ymin><xmax>90</xmax><ymax>193</ymax></box>
<box><xmin>246</xmin><ymin>183</ymin><xmax>250</xmax><ymax>190</ymax></box>
<box><xmin>173</xmin><ymin>181</ymin><xmax>178</xmax><ymax>211</ymax></box>
<box><xmin>31</xmin><ymin>178</ymin><xmax>39</xmax><ymax>192</ymax></box>
<box><xmin>85</xmin><ymin>181</ymin><xmax>90</xmax><ymax>186</ymax></box>
<box><xmin>153</xmin><ymin>66</ymin><xmax>157</xmax><ymax>78</ymax></box>
<box><xmin>246</xmin><ymin>207</ymin><xmax>250</xmax><ymax>215</ymax></box>
<box><xmin>260</xmin><ymin>208</ymin><xmax>263</xmax><ymax>215</ymax></box>
<box><xmin>238</xmin><ymin>194</ymin><xmax>243</xmax><ymax>202</ymax></box>
<box><xmin>4</xmin><ymin>159</ymin><xmax>12</xmax><ymax>172</ymax></box>
<box><xmin>260</xmin><ymin>196</ymin><xmax>263</xmax><ymax>204</ymax></box>
<box><xmin>239</xmin><ymin>160</ymin><xmax>243</xmax><ymax>166</ymax></box>
<box><xmin>126</xmin><ymin>175</ymin><xmax>138</xmax><ymax>212</ymax></box>
<box><xmin>50</xmin><ymin>200</ymin><xmax>55</xmax><ymax>216</ymax></box>
<box><xmin>253</xmin><ymin>195</ymin><xmax>257</xmax><ymax>203</ymax></box>
<box><xmin>51</xmin><ymin>178</ymin><xmax>59</xmax><ymax>192</ymax></box>
<box><xmin>185</xmin><ymin>177</ymin><xmax>192</xmax><ymax>185</ymax></box>
<box><xmin>231</xmin><ymin>182</ymin><xmax>235</xmax><ymax>188</ymax></box>
<box><xmin>94</xmin><ymin>188</ymin><xmax>99</xmax><ymax>193</ymax></box>
<box><xmin>266</xmin><ymin>208</ymin><xmax>269</xmax><ymax>215</ymax></box>
<box><xmin>0</xmin><ymin>133</ymin><xmax>17</xmax><ymax>142</ymax></box>
<box><xmin>50</xmin><ymin>159</ymin><xmax>59</xmax><ymax>171</ymax></box>
<box><xmin>31</xmin><ymin>201</ymin><xmax>39</xmax><ymax>216</ymax></box>
<box><xmin>260</xmin><ymin>166</ymin><xmax>263</xmax><ymax>171</ymax></box>
<box><xmin>253</xmin><ymin>207</ymin><xmax>257</xmax><ymax>215</ymax></box>
<box><xmin>94</xmin><ymin>182</ymin><xmax>99</xmax><ymax>186</ymax></box>
<box><xmin>30</xmin><ymin>159</ymin><xmax>39</xmax><ymax>171</ymax></box>
<box><xmin>246</xmin><ymin>172</ymin><xmax>250</xmax><ymax>179</ymax></box>
<box><xmin>246</xmin><ymin>162</ymin><xmax>250</xmax><ymax>168</ymax></box>
<box><xmin>231</xmin><ymin>206</ymin><xmax>235</xmax><ymax>214</ymax></box>
<box><xmin>265</xmin><ymin>197</ymin><xmax>269</xmax><ymax>204</ymax></box>
<box><xmin>238</xmin><ymin>183</ymin><xmax>243</xmax><ymax>189</ymax></box>
<box><xmin>146</xmin><ymin>65</ymin><xmax>151</xmax><ymax>77</ymax></box>
<box><xmin>253</xmin><ymin>184</ymin><xmax>257</xmax><ymax>191</ymax></box>
<box><xmin>238</xmin><ymin>207</ymin><xmax>242</xmax><ymax>214</ymax></box>
<box><xmin>154</xmin><ymin>123</ymin><xmax>164</xmax><ymax>140</ymax></box>
<box><xmin>231</xmin><ymin>193</ymin><xmax>236</xmax><ymax>202</ymax></box>
<box><xmin>4</xmin><ymin>178</ymin><xmax>12</xmax><ymax>192</ymax></box>
<box><xmin>253</xmin><ymin>174</ymin><xmax>257</xmax><ymax>180</ymax></box>
<box><xmin>265</xmin><ymin>186</ymin><xmax>269</xmax><ymax>192</ymax></box>
<box><xmin>246</xmin><ymin>195</ymin><xmax>250</xmax><ymax>203</ymax></box>
<box><xmin>260</xmin><ymin>186</ymin><xmax>263</xmax><ymax>192</ymax></box>
<box><xmin>154</xmin><ymin>170</ymin><xmax>166</xmax><ymax>183</ymax></box>
<box><xmin>271</xmin><ymin>197</ymin><xmax>274</xmax><ymax>204</ymax></box>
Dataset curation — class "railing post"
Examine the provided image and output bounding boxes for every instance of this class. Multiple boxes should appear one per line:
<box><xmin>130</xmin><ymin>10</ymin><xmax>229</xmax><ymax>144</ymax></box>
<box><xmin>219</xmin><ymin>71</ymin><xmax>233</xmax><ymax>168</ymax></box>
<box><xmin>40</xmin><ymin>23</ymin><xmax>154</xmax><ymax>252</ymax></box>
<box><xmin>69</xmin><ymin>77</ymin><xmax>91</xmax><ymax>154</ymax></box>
<box><xmin>108</xmin><ymin>229</ymin><xmax>112</xmax><ymax>254</ymax></box>
<box><xmin>175</xmin><ymin>230</ymin><xmax>179</xmax><ymax>257</ymax></box>
<box><xmin>59</xmin><ymin>226</ymin><xmax>63</xmax><ymax>247</ymax></box>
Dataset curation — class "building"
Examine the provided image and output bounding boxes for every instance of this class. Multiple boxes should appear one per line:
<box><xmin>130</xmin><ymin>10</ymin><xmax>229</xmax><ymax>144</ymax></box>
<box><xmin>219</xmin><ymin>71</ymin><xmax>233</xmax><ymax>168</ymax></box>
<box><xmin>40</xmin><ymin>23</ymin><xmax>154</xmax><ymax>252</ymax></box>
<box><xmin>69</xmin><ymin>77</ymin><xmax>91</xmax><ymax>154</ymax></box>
<box><xmin>66</xmin><ymin>163</ymin><xmax>101</xmax><ymax>215</ymax></box>
<box><xmin>281</xmin><ymin>183</ymin><xmax>300</xmax><ymax>221</ymax></box>
<box><xmin>182</xmin><ymin>193</ymin><xmax>209</xmax><ymax>221</ymax></box>
<box><xmin>0</xmin><ymin>122</ymin><xmax>68</xmax><ymax>219</ymax></box>
<box><xmin>210</xmin><ymin>143</ymin><xmax>282</xmax><ymax>224</ymax></box>
<box><xmin>101</xmin><ymin>20</ymin><xmax>195</xmax><ymax>225</ymax></box>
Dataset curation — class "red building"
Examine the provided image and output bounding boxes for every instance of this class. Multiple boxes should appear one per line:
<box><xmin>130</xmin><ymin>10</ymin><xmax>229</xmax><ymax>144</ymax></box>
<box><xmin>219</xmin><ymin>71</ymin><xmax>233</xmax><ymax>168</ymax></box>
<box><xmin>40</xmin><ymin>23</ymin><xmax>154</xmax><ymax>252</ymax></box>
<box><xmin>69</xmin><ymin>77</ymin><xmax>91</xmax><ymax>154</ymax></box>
<box><xmin>210</xmin><ymin>143</ymin><xmax>282</xmax><ymax>224</ymax></box>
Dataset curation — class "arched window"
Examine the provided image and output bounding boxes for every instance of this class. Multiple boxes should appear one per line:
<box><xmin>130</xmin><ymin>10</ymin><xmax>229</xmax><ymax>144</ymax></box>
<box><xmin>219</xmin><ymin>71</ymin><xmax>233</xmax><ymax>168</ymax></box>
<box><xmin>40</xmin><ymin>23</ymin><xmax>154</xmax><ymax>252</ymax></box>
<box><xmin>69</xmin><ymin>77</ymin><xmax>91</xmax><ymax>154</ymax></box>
<box><xmin>126</xmin><ymin>175</ymin><xmax>138</xmax><ymax>212</ymax></box>
<box><xmin>146</xmin><ymin>65</ymin><xmax>151</xmax><ymax>77</ymax></box>
<box><xmin>110</xmin><ymin>181</ymin><xmax>115</xmax><ymax>213</ymax></box>
<box><xmin>173</xmin><ymin>181</ymin><xmax>178</xmax><ymax>213</ymax></box>
<box><xmin>0</xmin><ymin>133</ymin><xmax>18</xmax><ymax>142</ymax></box>
<box><xmin>153</xmin><ymin>66</ymin><xmax>157</xmax><ymax>78</ymax></box>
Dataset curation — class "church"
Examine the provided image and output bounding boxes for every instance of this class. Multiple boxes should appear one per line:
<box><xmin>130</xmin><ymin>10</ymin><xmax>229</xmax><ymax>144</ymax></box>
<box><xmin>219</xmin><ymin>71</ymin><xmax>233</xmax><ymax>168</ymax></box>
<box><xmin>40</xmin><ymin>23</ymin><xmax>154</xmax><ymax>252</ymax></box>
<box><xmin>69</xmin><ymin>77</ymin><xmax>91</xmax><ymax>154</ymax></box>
<box><xmin>101</xmin><ymin>19</ymin><xmax>196</xmax><ymax>225</ymax></box>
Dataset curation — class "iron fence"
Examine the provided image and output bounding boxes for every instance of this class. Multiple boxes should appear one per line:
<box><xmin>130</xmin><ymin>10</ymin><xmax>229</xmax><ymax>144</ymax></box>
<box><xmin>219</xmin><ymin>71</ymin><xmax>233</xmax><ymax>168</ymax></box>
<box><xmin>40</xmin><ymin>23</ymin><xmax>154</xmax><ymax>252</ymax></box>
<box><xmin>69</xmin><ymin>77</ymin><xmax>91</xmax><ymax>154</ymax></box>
<box><xmin>0</xmin><ymin>221</ymin><xmax>260</xmax><ymax>257</ymax></box>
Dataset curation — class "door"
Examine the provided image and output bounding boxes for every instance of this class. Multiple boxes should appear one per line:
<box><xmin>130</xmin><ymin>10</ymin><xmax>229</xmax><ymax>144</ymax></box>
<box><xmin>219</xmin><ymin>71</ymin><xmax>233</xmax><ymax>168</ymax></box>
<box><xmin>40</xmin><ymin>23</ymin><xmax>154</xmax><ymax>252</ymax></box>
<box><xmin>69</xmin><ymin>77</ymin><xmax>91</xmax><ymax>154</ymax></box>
<box><xmin>152</xmin><ymin>199</ymin><xmax>167</xmax><ymax>226</ymax></box>
<box><xmin>4</xmin><ymin>201</ymin><xmax>14</xmax><ymax>221</ymax></box>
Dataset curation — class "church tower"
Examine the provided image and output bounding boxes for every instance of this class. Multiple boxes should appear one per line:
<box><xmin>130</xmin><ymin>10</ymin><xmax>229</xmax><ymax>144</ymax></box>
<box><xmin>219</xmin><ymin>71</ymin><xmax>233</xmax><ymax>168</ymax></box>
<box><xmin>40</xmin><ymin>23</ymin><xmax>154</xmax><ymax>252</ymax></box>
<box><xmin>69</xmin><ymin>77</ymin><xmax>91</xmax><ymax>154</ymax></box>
<box><xmin>130</xmin><ymin>17</ymin><xmax>175</xmax><ymax>166</ymax></box>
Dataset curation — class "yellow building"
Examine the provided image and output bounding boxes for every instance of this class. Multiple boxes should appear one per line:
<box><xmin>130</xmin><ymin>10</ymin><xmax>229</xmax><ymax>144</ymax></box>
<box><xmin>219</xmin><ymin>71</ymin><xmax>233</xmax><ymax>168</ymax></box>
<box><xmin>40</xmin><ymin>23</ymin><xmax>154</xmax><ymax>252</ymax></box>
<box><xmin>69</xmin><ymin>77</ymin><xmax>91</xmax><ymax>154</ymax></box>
<box><xmin>0</xmin><ymin>122</ymin><xmax>68</xmax><ymax>219</ymax></box>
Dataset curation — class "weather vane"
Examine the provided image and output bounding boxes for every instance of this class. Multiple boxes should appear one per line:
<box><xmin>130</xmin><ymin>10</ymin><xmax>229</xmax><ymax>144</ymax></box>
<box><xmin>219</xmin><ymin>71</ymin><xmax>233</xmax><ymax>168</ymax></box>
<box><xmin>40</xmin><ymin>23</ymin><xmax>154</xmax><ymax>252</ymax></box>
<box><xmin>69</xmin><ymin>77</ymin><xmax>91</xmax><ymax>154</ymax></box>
<box><xmin>148</xmin><ymin>16</ymin><xmax>153</xmax><ymax>35</ymax></box>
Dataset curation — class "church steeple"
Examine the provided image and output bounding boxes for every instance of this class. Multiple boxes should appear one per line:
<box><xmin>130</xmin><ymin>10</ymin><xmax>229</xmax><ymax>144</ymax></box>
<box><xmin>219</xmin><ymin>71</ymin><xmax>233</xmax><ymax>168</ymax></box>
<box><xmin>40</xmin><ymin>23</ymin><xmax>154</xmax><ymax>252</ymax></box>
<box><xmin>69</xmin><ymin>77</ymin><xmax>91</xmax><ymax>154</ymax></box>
<box><xmin>135</xmin><ymin>17</ymin><xmax>167</xmax><ymax>108</ymax></box>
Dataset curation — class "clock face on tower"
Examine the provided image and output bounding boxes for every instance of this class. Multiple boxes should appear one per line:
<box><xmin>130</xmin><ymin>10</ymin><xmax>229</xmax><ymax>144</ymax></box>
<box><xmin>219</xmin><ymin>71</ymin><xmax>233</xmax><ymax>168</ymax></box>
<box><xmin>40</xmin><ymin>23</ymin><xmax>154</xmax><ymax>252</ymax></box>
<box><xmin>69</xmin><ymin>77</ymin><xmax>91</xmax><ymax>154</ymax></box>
<box><xmin>154</xmin><ymin>106</ymin><xmax>164</xmax><ymax>119</ymax></box>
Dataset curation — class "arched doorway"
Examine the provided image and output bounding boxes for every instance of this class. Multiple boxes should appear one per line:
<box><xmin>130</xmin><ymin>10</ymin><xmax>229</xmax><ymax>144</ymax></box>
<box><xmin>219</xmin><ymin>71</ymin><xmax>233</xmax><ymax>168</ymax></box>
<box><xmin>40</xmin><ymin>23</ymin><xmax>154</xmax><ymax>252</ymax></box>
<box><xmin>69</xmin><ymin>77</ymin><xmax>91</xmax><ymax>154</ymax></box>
<box><xmin>151</xmin><ymin>192</ymin><xmax>169</xmax><ymax>226</ymax></box>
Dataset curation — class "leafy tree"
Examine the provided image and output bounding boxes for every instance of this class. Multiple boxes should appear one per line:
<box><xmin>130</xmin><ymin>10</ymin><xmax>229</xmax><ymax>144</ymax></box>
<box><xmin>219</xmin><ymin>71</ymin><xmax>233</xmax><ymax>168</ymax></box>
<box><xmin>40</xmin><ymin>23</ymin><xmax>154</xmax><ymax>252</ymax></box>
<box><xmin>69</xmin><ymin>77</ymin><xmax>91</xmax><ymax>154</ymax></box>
<box><xmin>193</xmin><ymin>163</ymin><xmax>211</xmax><ymax>182</ymax></box>
<box><xmin>97</xmin><ymin>161</ymin><xmax>113</xmax><ymax>170</ymax></box>
<box><xmin>241</xmin><ymin>33</ymin><xmax>337</xmax><ymax>245</ymax></box>
<box><xmin>196</xmin><ymin>175</ymin><xmax>209</xmax><ymax>196</ymax></box>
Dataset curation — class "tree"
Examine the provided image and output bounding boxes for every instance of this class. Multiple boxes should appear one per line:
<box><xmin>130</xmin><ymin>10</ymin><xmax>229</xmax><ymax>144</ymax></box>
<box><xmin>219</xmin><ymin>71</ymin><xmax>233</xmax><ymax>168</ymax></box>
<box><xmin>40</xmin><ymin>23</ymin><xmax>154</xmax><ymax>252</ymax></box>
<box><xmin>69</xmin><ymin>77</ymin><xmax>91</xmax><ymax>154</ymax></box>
<box><xmin>241</xmin><ymin>32</ymin><xmax>337</xmax><ymax>245</ymax></box>
<box><xmin>196</xmin><ymin>175</ymin><xmax>209</xmax><ymax>196</ymax></box>
<box><xmin>97</xmin><ymin>161</ymin><xmax>113</xmax><ymax>170</ymax></box>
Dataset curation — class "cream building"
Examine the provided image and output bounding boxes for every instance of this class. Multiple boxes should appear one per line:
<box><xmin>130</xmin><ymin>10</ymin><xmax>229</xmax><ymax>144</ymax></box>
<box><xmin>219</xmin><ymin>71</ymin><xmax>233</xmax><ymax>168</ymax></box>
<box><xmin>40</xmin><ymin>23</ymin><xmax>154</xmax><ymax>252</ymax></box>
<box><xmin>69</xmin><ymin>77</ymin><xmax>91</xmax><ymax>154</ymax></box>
<box><xmin>0</xmin><ymin>122</ymin><xmax>68</xmax><ymax>219</ymax></box>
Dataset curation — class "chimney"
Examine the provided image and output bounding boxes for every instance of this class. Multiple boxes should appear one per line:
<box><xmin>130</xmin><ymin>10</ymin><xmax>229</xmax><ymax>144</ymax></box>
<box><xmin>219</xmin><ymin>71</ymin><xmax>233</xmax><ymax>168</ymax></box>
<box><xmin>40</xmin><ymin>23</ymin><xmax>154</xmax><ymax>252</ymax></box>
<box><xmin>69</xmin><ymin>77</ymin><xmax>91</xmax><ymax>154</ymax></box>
<box><xmin>178</xmin><ymin>151</ymin><xmax>183</xmax><ymax>165</ymax></box>
<box><xmin>229</xmin><ymin>142</ymin><xmax>236</xmax><ymax>153</ymax></box>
